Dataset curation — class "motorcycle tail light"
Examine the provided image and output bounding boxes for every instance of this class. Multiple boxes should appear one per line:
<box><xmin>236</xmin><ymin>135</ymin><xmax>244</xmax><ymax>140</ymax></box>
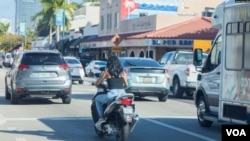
<box><xmin>120</xmin><ymin>98</ymin><xmax>132</xmax><ymax>105</ymax></box>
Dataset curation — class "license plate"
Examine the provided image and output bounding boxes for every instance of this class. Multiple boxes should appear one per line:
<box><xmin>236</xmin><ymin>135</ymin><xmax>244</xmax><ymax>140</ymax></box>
<box><xmin>143</xmin><ymin>77</ymin><xmax>152</xmax><ymax>83</ymax></box>
<box><xmin>30</xmin><ymin>72</ymin><xmax>56</xmax><ymax>78</ymax></box>
<box><xmin>123</xmin><ymin>107</ymin><xmax>133</xmax><ymax>114</ymax></box>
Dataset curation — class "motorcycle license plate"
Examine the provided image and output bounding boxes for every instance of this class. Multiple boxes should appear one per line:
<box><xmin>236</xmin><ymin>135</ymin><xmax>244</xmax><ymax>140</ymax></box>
<box><xmin>123</xmin><ymin>107</ymin><xmax>133</xmax><ymax>114</ymax></box>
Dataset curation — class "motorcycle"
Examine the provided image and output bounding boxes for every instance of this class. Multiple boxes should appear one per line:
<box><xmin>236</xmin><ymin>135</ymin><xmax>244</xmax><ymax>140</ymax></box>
<box><xmin>91</xmin><ymin>71</ymin><xmax>139</xmax><ymax>141</ymax></box>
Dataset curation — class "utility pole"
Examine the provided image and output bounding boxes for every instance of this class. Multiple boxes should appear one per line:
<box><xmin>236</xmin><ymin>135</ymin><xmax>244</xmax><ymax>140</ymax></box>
<box><xmin>62</xmin><ymin>0</ymin><xmax>66</xmax><ymax>55</ymax></box>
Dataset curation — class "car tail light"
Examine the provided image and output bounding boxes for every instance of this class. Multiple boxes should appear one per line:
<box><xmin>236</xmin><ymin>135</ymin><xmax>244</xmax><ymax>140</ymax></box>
<box><xmin>165</xmin><ymin>68</ymin><xmax>169</xmax><ymax>74</ymax></box>
<box><xmin>16</xmin><ymin>87</ymin><xmax>23</xmax><ymax>92</ymax></box>
<box><xmin>185</xmin><ymin>68</ymin><xmax>190</xmax><ymax>76</ymax></box>
<box><xmin>77</xmin><ymin>66</ymin><xmax>83</xmax><ymax>69</ymax></box>
<box><xmin>65</xmin><ymin>87</ymin><xmax>71</xmax><ymax>91</ymax></box>
<box><xmin>59</xmin><ymin>64</ymin><xmax>69</xmax><ymax>70</ymax></box>
<box><xmin>18</xmin><ymin>64</ymin><xmax>29</xmax><ymax>70</ymax></box>
<box><xmin>120</xmin><ymin>98</ymin><xmax>133</xmax><ymax>105</ymax></box>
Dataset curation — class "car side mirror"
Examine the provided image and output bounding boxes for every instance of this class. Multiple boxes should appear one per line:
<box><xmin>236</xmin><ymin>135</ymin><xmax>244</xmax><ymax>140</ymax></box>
<box><xmin>193</xmin><ymin>48</ymin><xmax>203</xmax><ymax>66</ymax></box>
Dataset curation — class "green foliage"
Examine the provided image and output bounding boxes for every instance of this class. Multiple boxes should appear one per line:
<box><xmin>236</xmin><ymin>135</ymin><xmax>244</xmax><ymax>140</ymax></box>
<box><xmin>0</xmin><ymin>22</ymin><xmax>10</xmax><ymax>35</ymax></box>
<box><xmin>32</xmin><ymin>0</ymin><xmax>77</xmax><ymax>37</ymax></box>
<box><xmin>0</xmin><ymin>34</ymin><xmax>23</xmax><ymax>52</ymax></box>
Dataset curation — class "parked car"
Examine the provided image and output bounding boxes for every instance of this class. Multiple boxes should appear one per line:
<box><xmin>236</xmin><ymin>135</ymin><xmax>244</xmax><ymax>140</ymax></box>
<box><xmin>85</xmin><ymin>60</ymin><xmax>107</xmax><ymax>77</ymax></box>
<box><xmin>64</xmin><ymin>56</ymin><xmax>85</xmax><ymax>84</ymax></box>
<box><xmin>79</xmin><ymin>58</ymin><xmax>92</xmax><ymax>76</ymax></box>
<box><xmin>158</xmin><ymin>50</ymin><xmax>207</xmax><ymax>98</ymax></box>
<box><xmin>5</xmin><ymin>50</ymin><xmax>72</xmax><ymax>104</ymax></box>
<box><xmin>3</xmin><ymin>53</ymin><xmax>13</xmax><ymax>67</ymax></box>
<box><xmin>119</xmin><ymin>57</ymin><xmax>170</xmax><ymax>102</ymax></box>
<box><xmin>0</xmin><ymin>53</ymin><xmax>5</xmax><ymax>68</ymax></box>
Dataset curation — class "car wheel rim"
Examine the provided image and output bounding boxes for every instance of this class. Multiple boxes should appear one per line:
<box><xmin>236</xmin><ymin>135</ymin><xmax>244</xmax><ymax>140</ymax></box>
<box><xmin>173</xmin><ymin>80</ymin><xmax>178</xmax><ymax>95</ymax></box>
<box><xmin>198</xmin><ymin>101</ymin><xmax>206</xmax><ymax>121</ymax></box>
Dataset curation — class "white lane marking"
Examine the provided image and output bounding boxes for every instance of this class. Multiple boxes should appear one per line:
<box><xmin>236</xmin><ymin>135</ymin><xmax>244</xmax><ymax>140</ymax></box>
<box><xmin>145</xmin><ymin>118</ymin><xmax>217</xmax><ymax>141</ymax></box>
<box><xmin>16</xmin><ymin>138</ymin><xmax>26</xmax><ymax>141</ymax></box>
<box><xmin>0</xmin><ymin>114</ymin><xmax>6</xmax><ymax>124</ymax></box>
<box><xmin>7</xmin><ymin>127</ymin><xmax>16</xmax><ymax>131</ymax></box>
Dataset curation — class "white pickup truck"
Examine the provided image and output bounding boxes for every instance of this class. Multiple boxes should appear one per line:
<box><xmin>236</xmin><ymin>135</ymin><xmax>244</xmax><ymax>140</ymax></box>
<box><xmin>159</xmin><ymin>50</ymin><xmax>207</xmax><ymax>98</ymax></box>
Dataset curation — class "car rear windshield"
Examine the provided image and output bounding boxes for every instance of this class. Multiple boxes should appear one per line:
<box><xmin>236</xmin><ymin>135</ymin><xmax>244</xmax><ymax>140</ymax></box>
<box><xmin>95</xmin><ymin>61</ymin><xmax>106</xmax><ymax>65</ymax></box>
<box><xmin>120</xmin><ymin>59</ymin><xmax>161</xmax><ymax>67</ymax></box>
<box><xmin>175</xmin><ymin>53</ymin><xmax>194</xmax><ymax>64</ymax></box>
<box><xmin>21</xmin><ymin>53</ymin><xmax>64</xmax><ymax>65</ymax></box>
<box><xmin>65</xmin><ymin>58</ymin><xmax>79</xmax><ymax>64</ymax></box>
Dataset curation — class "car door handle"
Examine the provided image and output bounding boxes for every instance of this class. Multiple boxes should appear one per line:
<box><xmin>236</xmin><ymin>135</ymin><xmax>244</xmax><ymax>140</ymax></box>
<box><xmin>217</xmin><ymin>72</ymin><xmax>220</xmax><ymax>75</ymax></box>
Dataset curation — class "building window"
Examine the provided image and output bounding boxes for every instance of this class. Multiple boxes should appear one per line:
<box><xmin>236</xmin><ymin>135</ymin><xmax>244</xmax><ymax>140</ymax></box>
<box><xmin>110</xmin><ymin>13</ymin><xmax>112</xmax><ymax>30</ymax></box>
<box><xmin>202</xmin><ymin>7</ymin><xmax>214</xmax><ymax>17</ymax></box>
<box><xmin>139</xmin><ymin>51</ymin><xmax>144</xmax><ymax>57</ymax></box>
<box><xmin>106</xmin><ymin>14</ymin><xmax>109</xmax><ymax>29</ymax></box>
<box><xmin>101</xmin><ymin>16</ymin><xmax>104</xmax><ymax>30</ymax></box>
<box><xmin>130</xmin><ymin>51</ymin><xmax>135</xmax><ymax>57</ymax></box>
<box><xmin>114</xmin><ymin>12</ymin><xmax>119</xmax><ymax>28</ymax></box>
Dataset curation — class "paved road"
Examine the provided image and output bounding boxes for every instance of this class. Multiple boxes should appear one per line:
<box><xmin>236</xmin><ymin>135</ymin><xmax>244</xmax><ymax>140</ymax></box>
<box><xmin>0</xmin><ymin>68</ymin><xmax>222</xmax><ymax>141</ymax></box>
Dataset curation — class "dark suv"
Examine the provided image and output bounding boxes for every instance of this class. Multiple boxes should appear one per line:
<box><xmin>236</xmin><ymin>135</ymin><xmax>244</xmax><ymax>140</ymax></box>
<box><xmin>5</xmin><ymin>50</ymin><xmax>72</xmax><ymax>104</ymax></box>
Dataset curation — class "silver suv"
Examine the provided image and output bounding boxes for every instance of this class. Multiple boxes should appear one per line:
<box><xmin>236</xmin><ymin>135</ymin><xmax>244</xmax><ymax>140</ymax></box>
<box><xmin>5</xmin><ymin>50</ymin><xmax>72</xmax><ymax>104</ymax></box>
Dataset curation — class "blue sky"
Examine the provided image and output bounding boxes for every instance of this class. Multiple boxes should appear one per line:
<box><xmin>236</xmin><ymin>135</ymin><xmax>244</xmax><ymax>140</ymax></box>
<box><xmin>0</xmin><ymin>0</ymin><xmax>84</xmax><ymax>32</ymax></box>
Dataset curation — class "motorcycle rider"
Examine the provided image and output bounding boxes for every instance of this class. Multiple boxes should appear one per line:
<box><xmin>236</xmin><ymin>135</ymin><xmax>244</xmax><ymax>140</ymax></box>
<box><xmin>94</xmin><ymin>55</ymin><xmax>128</xmax><ymax>131</ymax></box>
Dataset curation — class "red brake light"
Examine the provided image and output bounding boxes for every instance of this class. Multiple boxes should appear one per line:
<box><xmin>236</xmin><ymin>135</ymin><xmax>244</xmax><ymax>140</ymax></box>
<box><xmin>60</xmin><ymin>64</ymin><xmax>69</xmax><ymax>70</ymax></box>
<box><xmin>120</xmin><ymin>98</ymin><xmax>133</xmax><ymax>105</ymax></box>
<box><xmin>18</xmin><ymin>64</ymin><xmax>29</xmax><ymax>70</ymax></box>
<box><xmin>77</xmin><ymin>66</ymin><xmax>83</xmax><ymax>69</ymax></box>
<box><xmin>65</xmin><ymin>87</ymin><xmax>71</xmax><ymax>91</ymax></box>
<box><xmin>16</xmin><ymin>87</ymin><xmax>23</xmax><ymax>92</ymax></box>
<box><xmin>185</xmin><ymin>68</ymin><xmax>190</xmax><ymax>76</ymax></box>
<box><xmin>165</xmin><ymin>69</ymin><xmax>169</xmax><ymax>74</ymax></box>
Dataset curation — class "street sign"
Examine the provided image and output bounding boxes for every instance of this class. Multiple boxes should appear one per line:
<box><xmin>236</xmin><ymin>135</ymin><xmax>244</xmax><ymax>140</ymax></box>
<box><xmin>56</xmin><ymin>9</ymin><xmax>64</xmax><ymax>26</ymax></box>
<box><xmin>112</xmin><ymin>46</ymin><xmax>122</xmax><ymax>52</ymax></box>
<box><xmin>111</xmin><ymin>34</ymin><xmax>122</xmax><ymax>46</ymax></box>
<box><xmin>24</xmin><ymin>44</ymin><xmax>30</xmax><ymax>50</ymax></box>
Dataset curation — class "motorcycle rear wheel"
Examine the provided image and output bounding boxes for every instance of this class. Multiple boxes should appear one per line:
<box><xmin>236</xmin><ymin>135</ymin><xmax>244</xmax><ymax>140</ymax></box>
<box><xmin>94</xmin><ymin>126</ymin><xmax>105</xmax><ymax>137</ymax></box>
<box><xmin>116</xmin><ymin>123</ymin><xmax>130</xmax><ymax>141</ymax></box>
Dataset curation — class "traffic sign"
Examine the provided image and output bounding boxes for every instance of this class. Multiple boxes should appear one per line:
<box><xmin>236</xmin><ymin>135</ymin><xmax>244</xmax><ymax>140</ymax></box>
<box><xmin>56</xmin><ymin>9</ymin><xmax>64</xmax><ymax>26</ymax></box>
<box><xmin>111</xmin><ymin>34</ymin><xmax>122</xmax><ymax>46</ymax></box>
<box><xmin>112</xmin><ymin>46</ymin><xmax>122</xmax><ymax>52</ymax></box>
<box><xmin>24</xmin><ymin>44</ymin><xmax>30</xmax><ymax>50</ymax></box>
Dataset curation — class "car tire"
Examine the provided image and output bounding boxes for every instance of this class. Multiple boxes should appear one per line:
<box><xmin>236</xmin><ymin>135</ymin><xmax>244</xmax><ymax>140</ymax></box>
<box><xmin>11</xmin><ymin>87</ymin><xmax>19</xmax><ymax>104</ymax></box>
<box><xmin>62</xmin><ymin>93</ymin><xmax>72</xmax><ymax>104</ymax></box>
<box><xmin>79</xmin><ymin>80</ymin><xmax>83</xmax><ymax>84</ymax></box>
<box><xmin>158</xmin><ymin>93</ymin><xmax>168</xmax><ymax>102</ymax></box>
<box><xmin>5</xmin><ymin>81</ymin><xmax>11</xmax><ymax>100</ymax></box>
<box><xmin>197</xmin><ymin>95</ymin><xmax>213</xmax><ymax>127</ymax></box>
<box><xmin>173</xmin><ymin>77</ymin><xmax>184</xmax><ymax>98</ymax></box>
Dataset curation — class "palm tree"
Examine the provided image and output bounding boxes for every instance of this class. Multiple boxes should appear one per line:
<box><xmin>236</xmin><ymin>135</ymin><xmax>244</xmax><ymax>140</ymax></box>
<box><xmin>32</xmin><ymin>0</ymin><xmax>77</xmax><ymax>43</ymax></box>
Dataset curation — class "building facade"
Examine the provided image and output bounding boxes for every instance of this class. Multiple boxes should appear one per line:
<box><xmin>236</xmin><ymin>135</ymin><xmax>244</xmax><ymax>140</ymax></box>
<box><xmin>79</xmin><ymin>0</ymin><xmax>224</xmax><ymax>60</ymax></box>
<box><xmin>14</xmin><ymin>0</ymin><xmax>42</xmax><ymax>33</ymax></box>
